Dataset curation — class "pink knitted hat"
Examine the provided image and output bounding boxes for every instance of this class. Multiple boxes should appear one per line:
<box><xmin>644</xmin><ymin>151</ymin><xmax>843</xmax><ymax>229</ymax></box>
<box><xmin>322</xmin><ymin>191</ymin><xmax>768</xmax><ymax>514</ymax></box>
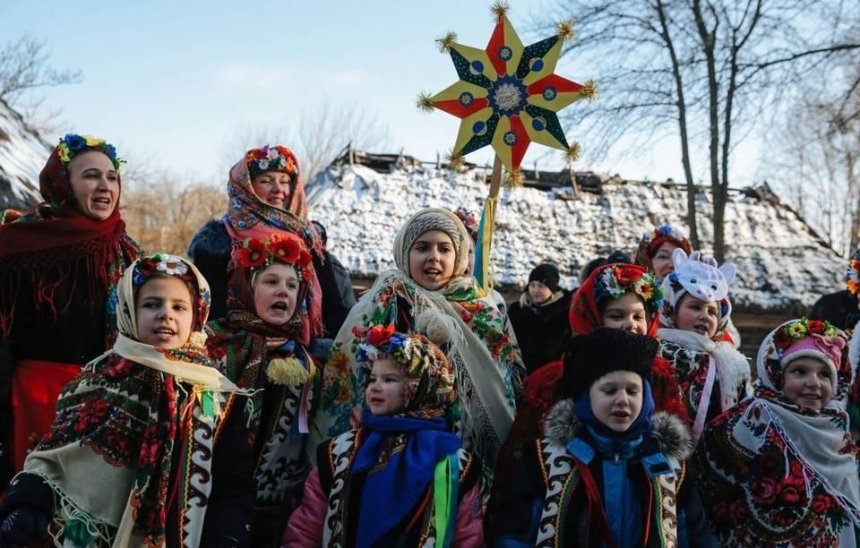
<box><xmin>780</xmin><ymin>334</ymin><xmax>846</xmax><ymax>390</ymax></box>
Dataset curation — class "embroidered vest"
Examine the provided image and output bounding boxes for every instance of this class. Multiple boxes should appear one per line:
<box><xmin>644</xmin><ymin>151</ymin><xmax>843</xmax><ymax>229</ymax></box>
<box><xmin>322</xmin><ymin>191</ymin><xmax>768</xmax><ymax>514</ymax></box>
<box><xmin>535</xmin><ymin>438</ymin><xmax>682</xmax><ymax>548</ymax></box>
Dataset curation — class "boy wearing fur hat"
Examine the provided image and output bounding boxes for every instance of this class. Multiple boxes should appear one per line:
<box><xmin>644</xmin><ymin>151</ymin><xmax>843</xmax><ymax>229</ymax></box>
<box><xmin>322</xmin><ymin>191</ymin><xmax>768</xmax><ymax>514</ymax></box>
<box><xmin>490</xmin><ymin>328</ymin><xmax>711</xmax><ymax>547</ymax></box>
<box><xmin>508</xmin><ymin>263</ymin><xmax>572</xmax><ymax>373</ymax></box>
<box><xmin>658</xmin><ymin>249</ymin><xmax>751</xmax><ymax>444</ymax></box>
<box><xmin>285</xmin><ymin>325</ymin><xmax>483</xmax><ymax>547</ymax></box>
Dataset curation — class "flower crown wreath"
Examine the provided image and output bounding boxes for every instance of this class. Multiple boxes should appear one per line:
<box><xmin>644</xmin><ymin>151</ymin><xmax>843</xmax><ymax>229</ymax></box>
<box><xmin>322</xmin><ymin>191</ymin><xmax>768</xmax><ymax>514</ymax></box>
<box><xmin>56</xmin><ymin>133</ymin><xmax>121</xmax><ymax>171</ymax></box>
<box><xmin>245</xmin><ymin>145</ymin><xmax>298</xmax><ymax>177</ymax></box>
<box><xmin>772</xmin><ymin>318</ymin><xmax>840</xmax><ymax>351</ymax></box>
<box><xmin>234</xmin><ymin>234</ymin><xmax>313</xmax><ymax>281</ymax></box>
<box><xmin>132</xmin><ymin>253</ymin><xmax>194</xmax><ymax>288</ymax></box>
<box><xmin>354</xmin><ymin>324</ymin><xmax>410</xmax><ymax>364</ymax></box>
<box><xmin>596</xmin><ymin>266</ymin><xmax>663</xmax><ymax>313</ymax></box>
<box><xmin>846</xmin><ymin>253</ymin><xmax>860</xmax><ymax>296</ymax></box>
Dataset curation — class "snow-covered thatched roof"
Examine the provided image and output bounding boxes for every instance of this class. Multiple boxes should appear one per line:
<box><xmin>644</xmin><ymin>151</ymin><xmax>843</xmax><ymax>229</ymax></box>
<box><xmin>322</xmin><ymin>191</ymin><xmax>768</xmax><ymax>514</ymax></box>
<box><xmin>0</xmin><ymin>98</ymin><xmax>48</xmax><ymax>211</ymax></box>
<box><xmin>306</xmin><ymin>162</ymin><xmax>843</xmax><ymax>315</ymax></box>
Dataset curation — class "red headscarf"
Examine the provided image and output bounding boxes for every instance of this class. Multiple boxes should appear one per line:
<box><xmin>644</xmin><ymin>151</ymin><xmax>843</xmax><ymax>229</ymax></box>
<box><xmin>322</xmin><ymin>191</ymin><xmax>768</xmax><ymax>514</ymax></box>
<box><xmin>0</xmin><ymin>144</ymin><xmax>139</xmax><ymax>337</ymax></box>
<box><xmin>633</xmin><ymin>224</ymin><xmax>693</xmax><ymax>272</ymax></box>
<box><xmin>568</xmin><ymin>263</ymin><xmax>662</xmax><ymax>337</ymax></box>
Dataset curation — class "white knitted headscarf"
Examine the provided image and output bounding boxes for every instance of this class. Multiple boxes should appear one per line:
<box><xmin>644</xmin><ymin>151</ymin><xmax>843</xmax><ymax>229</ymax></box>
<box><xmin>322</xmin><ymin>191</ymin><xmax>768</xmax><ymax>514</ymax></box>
<box><xmin>392</xmin><ymin>208</ymin><xmax>471</xmax><ymax>280</ymax></box>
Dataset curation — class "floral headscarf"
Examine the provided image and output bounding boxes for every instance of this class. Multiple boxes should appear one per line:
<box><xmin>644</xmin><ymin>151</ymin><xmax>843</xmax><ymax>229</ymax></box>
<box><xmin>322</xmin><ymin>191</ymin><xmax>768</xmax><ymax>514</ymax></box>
<box><xmin>225</xmin><ymin>144</ymin><xmax>323</xmax><ymax>258</ymax></box>
<box><xmin>21</xmin><ymin>254</ymin><xmax>244</xmax><ymax>547</ymax></box>
<box><xmin>206</xmin><ymin>233</ymin><xmax>321</xmax><ymax>504</ymax></box>
<box><xmin>120</xmin><ymin>253</ymin><xmax>210</xmax><ymax>344</ymax></box>
<box><xmin>697</xmin><ymin>319</ymin><xmax>860</xmax><ymax>545</ymax></box>
<box><xmin>453</xmin><ymin>207</ymin><xmax>480</xmax><ymax>242</ymax></box>
<box><xmin>355</xmin><ymin>324</ymin><xmax>457</xmax><ymax>419</ymax></box>
<box><xmin>758</xmin><ymin>318</ymin><xmax>849</xmax><ymax>405</ymax></box>
<box><xmin>569</xmin><ymin>263</ymin><xmax>663</xmax><ymax>337</ymax></box>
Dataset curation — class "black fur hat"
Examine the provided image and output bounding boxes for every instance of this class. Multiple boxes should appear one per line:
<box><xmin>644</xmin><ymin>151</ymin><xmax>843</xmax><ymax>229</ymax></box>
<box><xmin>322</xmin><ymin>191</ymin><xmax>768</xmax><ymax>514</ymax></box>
<box><xmin>562</xmin><ymin>328</ymin><xmax>657</xmax><ymax>398</ymax></box>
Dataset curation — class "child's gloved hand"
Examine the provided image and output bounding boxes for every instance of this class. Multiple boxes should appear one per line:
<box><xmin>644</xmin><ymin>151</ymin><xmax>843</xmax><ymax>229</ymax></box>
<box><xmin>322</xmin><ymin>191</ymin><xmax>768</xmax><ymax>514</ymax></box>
<box><xmin>0</xmin><ymin>506</ymin><xmax>51</xmax><ymax>545</ymax></box>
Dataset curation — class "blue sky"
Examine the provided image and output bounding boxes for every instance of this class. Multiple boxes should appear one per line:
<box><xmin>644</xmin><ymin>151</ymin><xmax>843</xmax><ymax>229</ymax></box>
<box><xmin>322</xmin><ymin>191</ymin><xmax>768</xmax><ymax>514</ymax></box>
<box><xmin>1</xmin><ymin>1</ymin><xmax>759</xmax><ymax>184</ymax></box>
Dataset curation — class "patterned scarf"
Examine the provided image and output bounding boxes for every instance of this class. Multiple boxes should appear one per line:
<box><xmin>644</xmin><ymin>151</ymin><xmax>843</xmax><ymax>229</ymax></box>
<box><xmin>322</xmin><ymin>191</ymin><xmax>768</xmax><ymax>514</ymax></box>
<box><xmin>20</xmin><ymin>255</ymin><xmax>245</xmax><ymax>547</ymax></box>
<box><xmin>698</xmin><ymin>321</ymin><xmax>860</xmax><ymax>545</ymax></box>
<box><xmin>0</xmin><ymin>144</ymin><xmax>139</xmax><ymax>340</ymax></box>
<box><xmin>224</xmin><ymin>145</ymin><xmax>323</xmax><ymax>258</ymax></box>
<box><xmin>658</xmin><ymin>328</ymin><xmax>751</xmax><ymax>442</ymax></box>
<box><xmin>335</xmin><ymin>327</ymin><xmax>461</xmax><ymax>547</ymax></box>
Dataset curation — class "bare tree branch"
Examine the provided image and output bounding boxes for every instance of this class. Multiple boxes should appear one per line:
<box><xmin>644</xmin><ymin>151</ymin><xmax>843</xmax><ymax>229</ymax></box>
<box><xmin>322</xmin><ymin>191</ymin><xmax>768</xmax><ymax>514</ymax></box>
<box><xmin>0</xmin><ymin>35</ymin><xmax>82</xmax><ymax>104</ymax></box>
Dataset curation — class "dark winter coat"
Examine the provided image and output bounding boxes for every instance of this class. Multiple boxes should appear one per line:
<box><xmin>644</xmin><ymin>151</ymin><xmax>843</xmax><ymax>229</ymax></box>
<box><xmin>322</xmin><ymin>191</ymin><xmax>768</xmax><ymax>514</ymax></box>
<box><xmin>809</xmin><ymin>289</ymin><xmax>859</xmax><ymax>330</ymax></box>
<box><xmin>326</xmin><ymin>251</ymin><xmax>357</xmax><ymax>312</ymax></box>
<box><xmin>507</xmin><ymin>290</ymin><xmax>572</xmax><ymax>373</ymax></box>
<box><xmin>489</xmin><ymin>400</ymin><xmax>714</xmax><ymax>548</ymax></box>
<box><xmin>187</xmin><ymin>219</ymin><xmax>352</xmax><ymax>334</ymax></box>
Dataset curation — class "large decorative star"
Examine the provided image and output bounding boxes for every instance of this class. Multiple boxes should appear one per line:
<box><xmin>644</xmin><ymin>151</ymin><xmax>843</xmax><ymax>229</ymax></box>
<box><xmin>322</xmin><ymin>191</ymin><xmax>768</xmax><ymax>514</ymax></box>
<box><xmin>420</xmin><ymin>7</ymin><xmax>594</xmax><ymax>176</ymax></box>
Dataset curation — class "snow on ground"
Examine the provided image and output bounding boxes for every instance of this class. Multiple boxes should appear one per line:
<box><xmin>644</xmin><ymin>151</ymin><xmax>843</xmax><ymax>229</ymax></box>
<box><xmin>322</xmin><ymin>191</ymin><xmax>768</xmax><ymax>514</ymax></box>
<box><xmin>307</xmin><ymin>163</ymin><xmax>843</xmax><ymax>313</ymax></box>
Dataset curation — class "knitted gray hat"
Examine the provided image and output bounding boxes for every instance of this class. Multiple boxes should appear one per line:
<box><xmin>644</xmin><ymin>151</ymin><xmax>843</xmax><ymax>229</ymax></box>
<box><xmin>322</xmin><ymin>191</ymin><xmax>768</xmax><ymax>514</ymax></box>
<box><xmin>392</xmin><ymin>208</ymin><xmax>470</xmax><ymax>280</ymax></box>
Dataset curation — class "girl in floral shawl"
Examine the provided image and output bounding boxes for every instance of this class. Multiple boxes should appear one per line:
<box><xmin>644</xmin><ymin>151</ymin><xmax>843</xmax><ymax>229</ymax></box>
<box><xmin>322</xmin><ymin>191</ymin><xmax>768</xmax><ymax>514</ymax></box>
<box><xmin>698</xmin><ymin>318</ymin><xmax>860</xmax><ymax>546</ymax></box>
<box><xmin>0</xmin><ymin>134</ymin><xmax>139</xmax><ymax>485</ymax></box>
<box><xmin>205</xmin><ymin>232</ymin><xmax>322</xmax><ymax>545</ymax></box>
<box><xmin>313</xmin><ymin>208</ymin><xmax>524</xmax><ymax>476</ymax></box>
<box><xmin>286</xmin><ymin>324</ymin><xmax>483</xmax><ymax>547</ymax></box>
<box><xmin>0</xmin><ymin>253</ymin><xmax>253</xmax><ymax>547</ymax></box>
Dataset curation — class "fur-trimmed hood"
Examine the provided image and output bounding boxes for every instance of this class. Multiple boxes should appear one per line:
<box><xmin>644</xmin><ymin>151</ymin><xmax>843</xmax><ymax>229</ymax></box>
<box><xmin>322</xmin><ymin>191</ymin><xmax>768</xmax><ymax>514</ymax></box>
<box><xmin>542</xmin><ymin>399</ymin><xmax>693</xmax><ymax>462</ymax></box>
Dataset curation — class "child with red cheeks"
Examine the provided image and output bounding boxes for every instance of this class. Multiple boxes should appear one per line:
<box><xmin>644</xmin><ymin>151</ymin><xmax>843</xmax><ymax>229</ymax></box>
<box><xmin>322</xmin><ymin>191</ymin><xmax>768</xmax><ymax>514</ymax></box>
<box><xmin>485</xmin><ymin>263</ymin><xmax>689</xmax><ymax>542</ymax></box>
<box><xmin>657</xmin><ymin>249</ymin><xmax>750</xmax><ymax>445</ymax></box>
<box><xmin>697</xmin><ymin>318</ymin><xmax>860</xmax><ymax>545</ymax></box>
<box><xmin>285</xmin><ymin>322</ymin><xmax>483</xmax><ymax>547</ymax></box>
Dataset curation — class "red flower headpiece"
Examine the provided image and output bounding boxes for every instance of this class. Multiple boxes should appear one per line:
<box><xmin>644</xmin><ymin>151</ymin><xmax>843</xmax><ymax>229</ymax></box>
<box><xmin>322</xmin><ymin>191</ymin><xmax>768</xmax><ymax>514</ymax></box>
<box><xmin>233</xmin><ymin>233</ymin><xmax>313</xmax><ymax>282</ymax></box>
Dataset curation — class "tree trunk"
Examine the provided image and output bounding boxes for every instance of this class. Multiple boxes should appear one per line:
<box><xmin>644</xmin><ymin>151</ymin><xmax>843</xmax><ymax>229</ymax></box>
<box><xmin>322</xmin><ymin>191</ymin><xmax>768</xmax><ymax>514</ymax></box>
<box><xmin>656</xmin><ymin>0</ymin><xmax>699</xmax><ymax>248</ymax></box>
<box><xmin>849</xmin><ymin>152</ymin><xmax>860</xmax><ymax>253</ymax></box>
<box><xmin>693</xmin><ymin>0</ymin><xmax>723</xmax><ymax>260</ymax></box>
